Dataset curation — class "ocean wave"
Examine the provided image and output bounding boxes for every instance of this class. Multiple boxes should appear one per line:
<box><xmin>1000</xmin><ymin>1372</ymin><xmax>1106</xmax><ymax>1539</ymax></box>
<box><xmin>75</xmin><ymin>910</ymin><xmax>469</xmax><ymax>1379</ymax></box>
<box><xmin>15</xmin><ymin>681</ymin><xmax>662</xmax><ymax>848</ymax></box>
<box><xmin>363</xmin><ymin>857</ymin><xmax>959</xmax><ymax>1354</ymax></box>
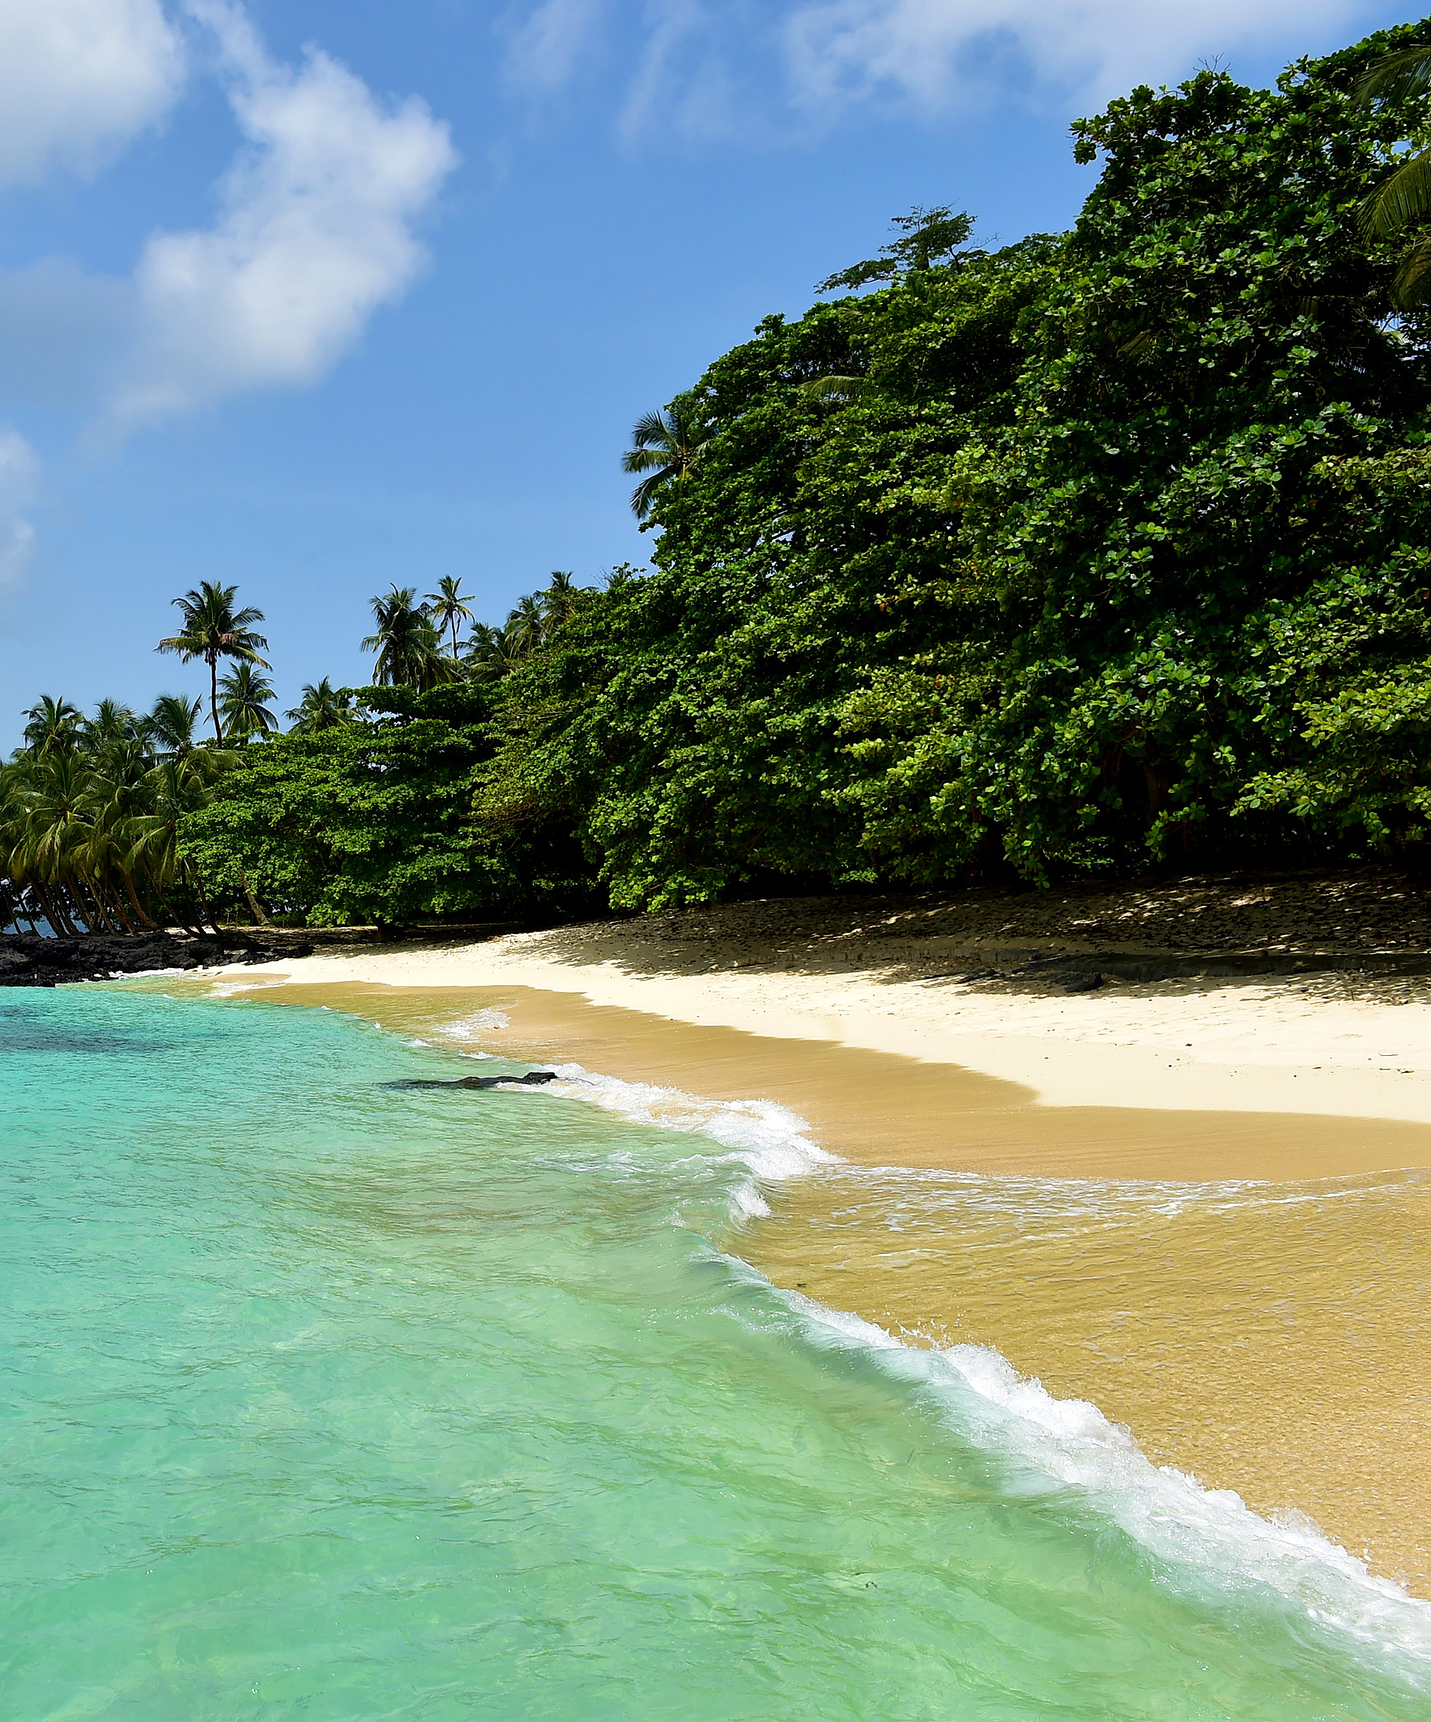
<box><xmin>763</xmin><ymin>1284</ymin><xmax>1431</xmax><ymax>1672</ymax></box>
<box><xmin>499</xmin><ymin>1063</ymin><xmax>837</xmax><ymax>1216</ymax></box>
<box><xmin>501</xmin><ymin>1059</ymin><xmax>1431</xmax><ymax>1664</ymax></box>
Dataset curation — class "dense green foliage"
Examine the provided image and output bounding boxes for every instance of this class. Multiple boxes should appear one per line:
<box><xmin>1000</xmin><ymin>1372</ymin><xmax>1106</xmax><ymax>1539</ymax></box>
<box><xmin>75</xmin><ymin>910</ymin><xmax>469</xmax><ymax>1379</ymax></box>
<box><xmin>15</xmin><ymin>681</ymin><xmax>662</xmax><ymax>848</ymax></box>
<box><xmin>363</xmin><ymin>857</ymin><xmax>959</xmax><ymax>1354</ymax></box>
<box><xmin>179</xmin><ymin>684</ymin><xmax>595</xmax><ymax>928</ymax></box>
<box><xmin>12</xmin><ymin>18</ymin><xmax>1431</xmax><ymax>932</ymax></box>
<box><xmin>0</xmin><ymin>696</ymin><xmax>227</xmax><ymax>934</ymax></box>
<box><xmin>472</xmin><ymin>18</ymin><xmax>1431</xmax><ymax>908</ymax></box>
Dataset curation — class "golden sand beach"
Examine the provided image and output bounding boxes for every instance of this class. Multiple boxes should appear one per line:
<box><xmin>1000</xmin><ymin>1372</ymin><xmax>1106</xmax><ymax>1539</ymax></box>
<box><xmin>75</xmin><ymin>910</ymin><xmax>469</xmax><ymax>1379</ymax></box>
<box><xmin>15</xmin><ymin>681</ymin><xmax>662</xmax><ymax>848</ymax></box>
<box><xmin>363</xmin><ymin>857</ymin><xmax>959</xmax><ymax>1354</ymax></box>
<box><xmin>196</xmin><ymin>885</ymin><xmax>1431</xmax><ymax>1594</ymax></box>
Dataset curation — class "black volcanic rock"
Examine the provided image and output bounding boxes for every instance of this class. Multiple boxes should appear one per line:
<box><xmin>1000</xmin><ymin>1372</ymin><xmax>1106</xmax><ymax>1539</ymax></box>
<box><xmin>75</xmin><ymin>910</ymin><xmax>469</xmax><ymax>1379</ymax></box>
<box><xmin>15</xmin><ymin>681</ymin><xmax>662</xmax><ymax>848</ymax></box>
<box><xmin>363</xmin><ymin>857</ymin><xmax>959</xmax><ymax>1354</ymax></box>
<box><xmin>0</xmin><ymin>930</ymin><xmax>311</xmax><ymax>987</ymax></box>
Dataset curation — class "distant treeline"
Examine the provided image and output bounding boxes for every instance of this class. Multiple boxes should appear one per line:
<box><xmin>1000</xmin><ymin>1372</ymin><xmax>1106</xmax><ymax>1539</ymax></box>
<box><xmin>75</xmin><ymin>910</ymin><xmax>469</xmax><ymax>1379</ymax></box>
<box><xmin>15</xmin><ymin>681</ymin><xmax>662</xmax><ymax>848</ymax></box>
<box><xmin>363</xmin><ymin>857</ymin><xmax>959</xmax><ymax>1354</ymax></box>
<box><xmin>10</xmin><ymin>18</ymin><xmax>1431</xmax><ymax>931</ymax></box>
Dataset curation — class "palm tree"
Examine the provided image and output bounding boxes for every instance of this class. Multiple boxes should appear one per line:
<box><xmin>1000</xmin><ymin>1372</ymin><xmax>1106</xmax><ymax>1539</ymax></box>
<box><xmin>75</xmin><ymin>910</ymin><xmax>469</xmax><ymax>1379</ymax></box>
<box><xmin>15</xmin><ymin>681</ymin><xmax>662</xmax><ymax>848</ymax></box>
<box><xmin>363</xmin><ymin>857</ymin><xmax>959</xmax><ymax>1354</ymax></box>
<box><xmin>156</xmin><ymin>582</ymin><xmax>269</xmax><ymax>744</ymax></box>
<box><xmin>362</xmin><ymin>586</ymin><xmax>453</xmax><ymax>690</ymax></box>
<box><xmin>23</xmin><ymin>695</ymin><xmax>82</xmax><ymax>756</ymax></box>
<box><xmin>146</xmin><ymin>694</ymin><xmax>204</xmax><ymax>757</ymax></box>
<box><xmin>84</xmin><ymin>699</ymin><xmax>141</xmax><ymax>748</ymax></box>
<box><xmin>503</xmin><ymin>593</ymin><xmax>546</xmax><ymax>657</ymax></box>
<box><xmin>286</xmin><ymin>678</ymin><xmax>353</xmax><ymax>733</ymax></box>
<box><xmin>461</xmin><ymin>623</ymin><xmax>522</xmax><ymax>683</ymax></box>
<box><xmin>219</xmin><ymin>662</ymin><xmax>278</xmax><ymax>740</ymax></box>
<box><xmin>539</xmin><ymin>571</ymin><xmax>591</xmax><ymax>633</ymax></box>
<box><xmin>1357</xmin><ymin>42</ymin><xmax>1431</xmax><ymax>304</ymax></box>
<box><xmin>621</xmin><ymin>403</ymin><xmax>713</xmax><ymax>519</ymax></box>
<box><xmin>426</xmin><ymin>576</ymin><xmax>476</xmax><ymax>661</ymax></box>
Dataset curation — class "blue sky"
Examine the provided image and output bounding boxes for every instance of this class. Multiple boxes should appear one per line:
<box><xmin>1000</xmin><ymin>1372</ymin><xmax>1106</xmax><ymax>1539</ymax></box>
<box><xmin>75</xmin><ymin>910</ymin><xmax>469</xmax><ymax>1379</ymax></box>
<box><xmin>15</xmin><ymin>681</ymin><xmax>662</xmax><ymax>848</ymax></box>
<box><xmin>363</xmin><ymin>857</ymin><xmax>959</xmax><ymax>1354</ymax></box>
<box><xmin>0</xmin><ymin>0</ymin><xmax>1413</xmax><ymax>746</ymax></box>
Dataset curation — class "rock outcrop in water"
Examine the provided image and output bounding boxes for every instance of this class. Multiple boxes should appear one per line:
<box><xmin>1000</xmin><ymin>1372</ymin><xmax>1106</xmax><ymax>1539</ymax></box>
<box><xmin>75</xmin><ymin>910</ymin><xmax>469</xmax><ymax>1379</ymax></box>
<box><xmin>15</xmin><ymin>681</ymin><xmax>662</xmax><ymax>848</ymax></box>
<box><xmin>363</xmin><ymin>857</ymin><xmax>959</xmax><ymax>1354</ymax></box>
<box><xmin>0</xmin><ymin>930</ymin><xmax>311</xmax><ymax>987</ymax></box>
<box><xmin>389</xmin><ymin>1071</ymin><xmax>559</xmax><ymax>1091</ymax></box>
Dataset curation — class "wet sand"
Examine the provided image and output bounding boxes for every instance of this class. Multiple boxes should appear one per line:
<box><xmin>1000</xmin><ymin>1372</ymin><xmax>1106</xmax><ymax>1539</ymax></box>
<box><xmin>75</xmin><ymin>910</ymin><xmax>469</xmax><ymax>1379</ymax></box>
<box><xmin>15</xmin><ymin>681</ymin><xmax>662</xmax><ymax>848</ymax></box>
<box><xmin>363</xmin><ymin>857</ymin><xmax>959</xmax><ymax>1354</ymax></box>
<box><xmin>192</xmin><ymin>974</ymin><xmax>1431</xmax><ymax>1594</ymax></box>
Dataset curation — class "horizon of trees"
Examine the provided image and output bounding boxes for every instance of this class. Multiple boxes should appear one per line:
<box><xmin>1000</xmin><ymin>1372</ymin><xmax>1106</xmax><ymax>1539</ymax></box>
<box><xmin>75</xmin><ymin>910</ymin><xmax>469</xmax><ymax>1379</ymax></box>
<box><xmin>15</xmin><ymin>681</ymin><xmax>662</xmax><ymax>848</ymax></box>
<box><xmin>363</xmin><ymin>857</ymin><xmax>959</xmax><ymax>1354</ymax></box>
<box><xmin>9</xmin><ymin>17</ymin><xmax>1431</xmax><ymax>935</ymax></box>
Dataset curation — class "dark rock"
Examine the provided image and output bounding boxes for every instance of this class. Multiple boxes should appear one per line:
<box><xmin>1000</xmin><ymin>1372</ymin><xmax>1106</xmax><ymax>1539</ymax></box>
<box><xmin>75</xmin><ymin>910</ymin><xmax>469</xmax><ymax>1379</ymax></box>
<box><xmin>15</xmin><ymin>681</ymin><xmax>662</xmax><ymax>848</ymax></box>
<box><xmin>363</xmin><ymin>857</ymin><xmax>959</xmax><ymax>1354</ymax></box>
<box><xmin>387</xmin><ymin>1069</ymin><xmax>559</xmax><ymax>1092</ymax></box>
<box><xmin>0</xmin><ymin>929</ymin><xmax>300</xmax><ymax>988</ymax></box>
<box><xmin>1060</xmin><ymin>971</ymin><xmax>1104</xmax><ymax>993</ymax></box>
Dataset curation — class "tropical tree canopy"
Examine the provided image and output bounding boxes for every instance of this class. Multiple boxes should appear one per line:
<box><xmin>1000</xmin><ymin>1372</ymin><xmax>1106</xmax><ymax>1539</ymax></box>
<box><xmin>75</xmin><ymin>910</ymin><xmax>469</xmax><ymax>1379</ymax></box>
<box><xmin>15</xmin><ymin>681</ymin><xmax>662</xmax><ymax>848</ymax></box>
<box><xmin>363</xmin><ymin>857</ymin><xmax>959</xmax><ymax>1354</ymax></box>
<box><xmin>2</xmin><ymin>697</ymin><xmax>232</xmax><ymax>935</ymax></box>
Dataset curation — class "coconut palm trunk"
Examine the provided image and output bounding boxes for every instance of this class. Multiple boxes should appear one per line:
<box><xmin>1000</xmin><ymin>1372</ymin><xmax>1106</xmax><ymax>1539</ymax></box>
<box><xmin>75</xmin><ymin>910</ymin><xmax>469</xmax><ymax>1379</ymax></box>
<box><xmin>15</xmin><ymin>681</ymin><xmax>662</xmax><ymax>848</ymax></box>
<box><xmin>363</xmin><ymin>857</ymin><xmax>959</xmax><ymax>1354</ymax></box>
<box><xmin>209</xmin><ymin>654</ymin><xmax>223</xmax><ymax>744</ymax></box>
<box><xmin>119</xmin><ymin>869</ymin><xmax>159</xmax><ymax>930</ymax></box>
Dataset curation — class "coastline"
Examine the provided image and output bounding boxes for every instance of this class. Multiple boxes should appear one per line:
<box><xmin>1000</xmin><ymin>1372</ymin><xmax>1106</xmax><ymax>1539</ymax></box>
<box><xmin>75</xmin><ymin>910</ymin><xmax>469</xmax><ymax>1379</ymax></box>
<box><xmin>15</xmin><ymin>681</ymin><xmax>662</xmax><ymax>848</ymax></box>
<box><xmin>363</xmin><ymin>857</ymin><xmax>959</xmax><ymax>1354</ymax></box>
<box><xmin>198</xmin><ymin>918</ymin><xmax>1431</xmax><ymax>1595</ymax></box>
<box><xmin>212</xmin><ymin>916</ymin><xmax>1431</xmax><ymax>1140</ymax></box>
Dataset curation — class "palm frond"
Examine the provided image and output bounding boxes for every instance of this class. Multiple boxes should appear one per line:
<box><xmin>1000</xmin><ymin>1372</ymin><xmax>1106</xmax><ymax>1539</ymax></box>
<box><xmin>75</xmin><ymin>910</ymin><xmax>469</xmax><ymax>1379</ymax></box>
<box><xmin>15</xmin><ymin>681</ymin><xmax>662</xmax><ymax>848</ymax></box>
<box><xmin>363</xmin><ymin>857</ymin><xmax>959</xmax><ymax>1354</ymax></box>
<box><xmin>630</xmin><ymin>409</ymin><xmax>670</xmax><ymax>449</ymax></box>
<box><xmin>1355</xmin><ymin>44</ymin><xmax>1431</xmax><ymax>107</ymax></box>
<box><xmin>622</xmin><ymin>448</ymin><xmax>675</xmax><ymax>475</ymax></box>
<box><xmin>1391</xmin><ymin>231</ymin><xmax>1431</xmax><ymax>306</ymax></box>
<box><xmin>1360</xmin><ymin>146</ymin><xmax>1431</xmax><ymax>237</ymax></box>
<box><xmin>630</xmin><ymin>472</ymin><xmax>669</xmax><ymax>519</ymax></box>
<box><xmin>797</xmin><ymin>375</ymin><xmax>871</xmax><ymax>404</ymax></box>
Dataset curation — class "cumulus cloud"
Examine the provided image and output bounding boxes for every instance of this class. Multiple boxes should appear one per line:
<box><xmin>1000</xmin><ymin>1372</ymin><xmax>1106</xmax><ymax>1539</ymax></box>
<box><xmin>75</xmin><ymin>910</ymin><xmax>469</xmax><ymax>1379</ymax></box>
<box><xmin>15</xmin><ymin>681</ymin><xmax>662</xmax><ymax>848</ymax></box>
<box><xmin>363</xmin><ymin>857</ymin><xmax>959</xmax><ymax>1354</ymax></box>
<box><xmin>0</xmin><ymin>0</ymin><xmax>185</xmax><ymax>190</ymax></box>
<box><xmin>106</xmin><ymin>0</ymin><xmax>457</xmax><ymax>425</ymax></box>
<box><xmin>0</xmin><ymin>429</ymin><xmax>39</xmax><ymax>591</ymax></box>
<box><xmin>782</xmin><ymin>0</ymin><xmax>1365</xmax><ymax>115</ymax></box>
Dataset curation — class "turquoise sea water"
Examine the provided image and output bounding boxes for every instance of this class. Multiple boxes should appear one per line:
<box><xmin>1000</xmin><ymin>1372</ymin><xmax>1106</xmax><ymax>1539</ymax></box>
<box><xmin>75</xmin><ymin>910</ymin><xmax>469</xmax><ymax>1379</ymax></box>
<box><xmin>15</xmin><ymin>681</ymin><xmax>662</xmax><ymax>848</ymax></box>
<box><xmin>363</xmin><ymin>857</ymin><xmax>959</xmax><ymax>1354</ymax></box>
<box><xmin>2</xmin><ymin>986</ymin><xmax>1430</xmax><ymax>1720</ymax></box>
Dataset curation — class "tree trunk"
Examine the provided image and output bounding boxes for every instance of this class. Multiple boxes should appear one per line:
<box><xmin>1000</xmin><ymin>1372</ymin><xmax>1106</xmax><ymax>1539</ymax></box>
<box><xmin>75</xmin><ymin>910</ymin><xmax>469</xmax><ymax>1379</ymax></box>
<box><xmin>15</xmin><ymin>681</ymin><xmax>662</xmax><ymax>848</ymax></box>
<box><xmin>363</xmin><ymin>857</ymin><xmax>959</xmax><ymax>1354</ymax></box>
<box><xmin>47</xmin><ymin>882</ymin><xmax>82</xmax><ymax>937</ymax></box>
<box><xmin>74</xmin><ymin>875</ymin><xmax>116</xmax><ymax>934</ymax></box>
<box><xmin>239</xmin><ymin>868</ymin><xmax>269</xmax><ymax>926</ymax></box>
<box><xmin>33</xmin><ymin>883</ymin><xmax>71</xmax><ymax>936</ymax></box>
<box><xmin>120</xmin><ymin>870</ymin><xmax>159</xmax><ymax>930</ymax></box>
<box><xmin>210</xmin><ymin>654</ymin><xmax>224</xmax><ymax>745</ymax></box>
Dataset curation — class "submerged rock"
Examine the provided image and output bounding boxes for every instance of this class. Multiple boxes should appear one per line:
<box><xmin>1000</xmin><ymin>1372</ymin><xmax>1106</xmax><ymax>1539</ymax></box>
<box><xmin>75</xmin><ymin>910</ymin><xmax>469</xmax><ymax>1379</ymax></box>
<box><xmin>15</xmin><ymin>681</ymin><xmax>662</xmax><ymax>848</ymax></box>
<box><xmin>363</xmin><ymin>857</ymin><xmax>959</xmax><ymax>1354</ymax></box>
<box><xmin>388</xmin><ymin>1070</ymin><xmax>559</xmax><ymax>1092</ymax></box>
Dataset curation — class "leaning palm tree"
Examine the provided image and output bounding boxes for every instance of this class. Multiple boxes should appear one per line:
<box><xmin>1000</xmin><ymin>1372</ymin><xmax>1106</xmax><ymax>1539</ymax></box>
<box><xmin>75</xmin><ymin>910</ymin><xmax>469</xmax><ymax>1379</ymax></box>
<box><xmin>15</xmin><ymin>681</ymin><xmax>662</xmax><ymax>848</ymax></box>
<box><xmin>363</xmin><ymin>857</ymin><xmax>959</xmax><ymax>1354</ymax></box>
<box><xmin>426</xmin><ymin>576</ymin><xmax>477</xmax><ymax>661</ymax></box>
<box><xmin>1357</xmin><ymin>42</ymin><xmax>1431</xmax><ymax>304</ymax></box>
<box><xmin>285</xmin><ymin>678</ymin><xmax>353</xmax><ymax>734</ymax></box>
<box><xmin>621</xmin><ymin>403</ymin><xmax>713</xmax><ymax>519</ymax></box>
<box><xmin>362</xmin><ymin>586</ymin><xmax>454</xmax><ymax>690</ymax></box>
<box><xmin>218</xmin><ymin>662</ymin><xmax>278</xmax><ymax>740</ymax></box>
<box><xmin>156</xmin><ymin>582</ymin><xmax>269</xmax><ymax>745</ymax></box>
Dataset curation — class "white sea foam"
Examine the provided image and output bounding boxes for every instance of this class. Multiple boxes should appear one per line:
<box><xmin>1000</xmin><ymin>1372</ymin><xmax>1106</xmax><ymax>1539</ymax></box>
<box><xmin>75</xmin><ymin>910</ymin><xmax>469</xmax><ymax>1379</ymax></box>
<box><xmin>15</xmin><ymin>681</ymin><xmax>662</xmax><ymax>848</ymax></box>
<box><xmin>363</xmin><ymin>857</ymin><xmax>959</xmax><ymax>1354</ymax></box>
<box><xmin>500</xmin><ymin>1062</ymin><xmax>836</xmax><ymax>1216</ymax></box>
<box><xmin>439</xmin><ymin>1008</ymin><xmax>512</xmax><ymax>1039</ymax></box>
<box><xmin>768</xmin><ymin>1286</ymin><xmax>1431</xmax><ymax>1672</ymax></box>
<box><xmin>208</xmin><ymin>977</ymin><xmax>292</xmax><ymax>997</ymax></box>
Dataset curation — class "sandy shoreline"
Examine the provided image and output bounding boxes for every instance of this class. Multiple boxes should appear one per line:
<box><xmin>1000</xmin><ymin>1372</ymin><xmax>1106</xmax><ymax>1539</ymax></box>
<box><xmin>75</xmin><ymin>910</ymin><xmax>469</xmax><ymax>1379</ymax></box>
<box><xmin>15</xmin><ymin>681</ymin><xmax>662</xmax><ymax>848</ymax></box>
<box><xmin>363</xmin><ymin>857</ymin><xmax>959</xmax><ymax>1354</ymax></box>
<box><xmin>195</xmin><ymin>918</ymin><xmax>1431</xmax><ymax>1595</ymax></box>
<box><xmin>216</xmin><ymin>921</ymin><xmax>1431</xmax><ymax>1136</ymax></box>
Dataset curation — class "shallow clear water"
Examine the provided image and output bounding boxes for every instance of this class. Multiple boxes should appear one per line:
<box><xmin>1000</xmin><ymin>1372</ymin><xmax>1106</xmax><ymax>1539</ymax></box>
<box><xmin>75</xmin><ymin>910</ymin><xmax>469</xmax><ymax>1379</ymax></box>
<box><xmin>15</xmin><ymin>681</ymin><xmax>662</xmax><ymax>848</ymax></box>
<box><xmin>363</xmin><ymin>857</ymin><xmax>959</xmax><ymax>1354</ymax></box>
<box><xmin>2</xmin><ymin>986</ymin><xmax>1429</xmax><ymax>1720</ymax></box>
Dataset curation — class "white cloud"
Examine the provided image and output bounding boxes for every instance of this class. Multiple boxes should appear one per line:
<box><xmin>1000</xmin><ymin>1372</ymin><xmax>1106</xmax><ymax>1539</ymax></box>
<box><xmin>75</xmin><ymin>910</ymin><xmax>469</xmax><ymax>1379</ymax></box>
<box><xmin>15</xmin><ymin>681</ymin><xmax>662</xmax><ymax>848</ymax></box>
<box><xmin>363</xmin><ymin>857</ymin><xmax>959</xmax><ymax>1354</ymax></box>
<box><xmin>0</xmin><ymin>0</ymin><xmax>185</xmax><ymax>190</ymax></box>
<box><xmin>783</xmin><ymin>0</ymin><xmax>1368</xmax><ymax>115</ymax></box>
<box><xmin>107</xmin><ymin>0</ymin><xmax>458</xmax><ymax>426</ymax></box>
<box><xmin>503</xmin><ymin>0</ymin><xmax>1371</xmax><ymax>133</ymax></box>
<box><xmin>503</xmin><ymin>0</ymin><xmax>606</xmax><ymax>93</ymax></box>
<box><xmin>0</xmin><ymin>429</ymin><xmax>39</xmax><ymax>591</ymax></box>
